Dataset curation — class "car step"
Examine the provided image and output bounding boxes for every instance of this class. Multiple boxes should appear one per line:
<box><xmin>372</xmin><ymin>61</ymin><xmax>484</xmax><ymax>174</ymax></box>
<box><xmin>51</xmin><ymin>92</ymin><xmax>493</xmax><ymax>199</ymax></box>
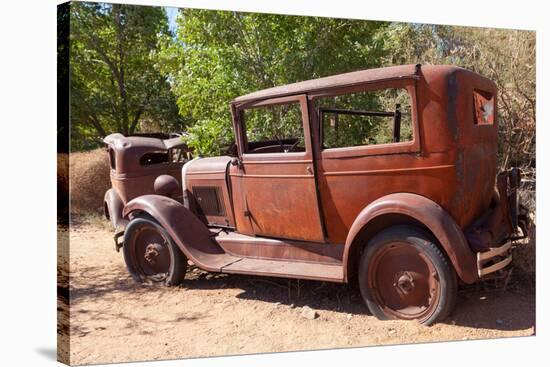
<box><xmin>220</xmin><ymin>257</ymin><xmax>344</xmax><ymax>283</ymax></box>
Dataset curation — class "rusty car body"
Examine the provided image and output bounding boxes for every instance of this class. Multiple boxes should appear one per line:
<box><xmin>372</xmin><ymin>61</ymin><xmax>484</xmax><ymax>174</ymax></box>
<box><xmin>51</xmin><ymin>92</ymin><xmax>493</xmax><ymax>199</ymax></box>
<box><xmin>110</xmin><ymin>64</ymin><xmax>528</xmax><ymax>325</ymax></box>
<box><xmin>103</xmin><ymin>132</ymin><xmax>192</xmax><ymax>234</ymax></box>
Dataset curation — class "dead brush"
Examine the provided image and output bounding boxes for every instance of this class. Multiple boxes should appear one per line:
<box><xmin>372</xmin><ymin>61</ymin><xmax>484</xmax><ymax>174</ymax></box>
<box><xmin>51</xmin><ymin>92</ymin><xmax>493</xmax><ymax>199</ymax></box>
<box><xmin>69</xmin><ymin>149</ymin><xmax>111</xmax><ymax>214</ymax></box>
<box><xmin>513</xmin><ymin>186</ymin><xmax>536</xmax><ymax>276</ymax></box>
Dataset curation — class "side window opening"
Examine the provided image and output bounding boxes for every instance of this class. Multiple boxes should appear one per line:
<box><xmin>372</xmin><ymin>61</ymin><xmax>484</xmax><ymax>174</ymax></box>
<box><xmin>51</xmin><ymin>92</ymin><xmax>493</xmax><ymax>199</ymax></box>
<box><xmin>242</xmin><ymin>101</ymin><xmax>305</xmax><ymax>154</ymax></box>
<box><xmin>473</xmin><ymin>89</ymin><xmax>494</xmax><ymax>125</ymax></box>
<box><xmin>140</xmin><ymin>151</ymin><xmax>169</xmax><ymax>166</ymax></box>
<box><xmin>316</xmin><ymin>88</ymin><xmax>413</xmax><ymax>149</ymax></box>
<box><xmin>108</xmin><ymin>148</ymin><xmax>116</xmax><ymax>170</ymax></box>
<box><xmin>140</xmin><ymin>147</ymin><xmax>191</xmax><ymax>166</ymax></box>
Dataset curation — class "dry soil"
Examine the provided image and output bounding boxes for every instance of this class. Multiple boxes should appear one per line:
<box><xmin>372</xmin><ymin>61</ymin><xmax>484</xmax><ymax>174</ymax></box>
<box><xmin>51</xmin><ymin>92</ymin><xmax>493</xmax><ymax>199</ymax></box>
<box><xmin>58</xmin><ymin>221</ymin><xmax>535</xmax><ymax>365</ymax></box>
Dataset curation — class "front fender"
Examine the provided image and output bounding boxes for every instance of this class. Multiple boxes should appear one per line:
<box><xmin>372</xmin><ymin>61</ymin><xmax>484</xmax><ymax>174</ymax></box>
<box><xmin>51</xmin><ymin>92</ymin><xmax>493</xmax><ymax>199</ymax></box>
<box><xmin>122</xmin><ymin>195</ymin><xmax>231</xmax><ymax>272</ymax></box>
<box><xmin>104</xmin><ymin>188</ymin><xmax>126</xmax><ymax>229</ymax></box>
<box><xmin>343</xmin><ymin>193</ymin><xmax>478</xmax><ymax>284</ymax></box>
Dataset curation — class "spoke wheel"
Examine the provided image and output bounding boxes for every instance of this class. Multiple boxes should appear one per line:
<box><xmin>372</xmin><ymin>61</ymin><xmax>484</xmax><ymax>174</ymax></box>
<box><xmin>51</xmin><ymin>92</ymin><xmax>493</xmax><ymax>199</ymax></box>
<box><xmin>123</xmin><ymin>216</ymin><xmax>187</xmax><ymax>286</ymax></box>
<box><xmin>359</xmin><ymin>225</ymin><xmax>457</xmax><ymax>325</ymax></box>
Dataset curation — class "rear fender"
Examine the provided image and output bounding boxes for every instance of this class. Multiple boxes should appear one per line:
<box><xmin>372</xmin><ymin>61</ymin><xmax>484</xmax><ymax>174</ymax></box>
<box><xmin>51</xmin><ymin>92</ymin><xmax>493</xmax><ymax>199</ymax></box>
<box><xmin>343</xmin><ymin>193</ymin><xmax>478</xmax><ymax>284</ymax></box>
<box><xmin>122</xmin><ymin>194</ymin><xmax>225</xmax><ymax>272</ymax></box>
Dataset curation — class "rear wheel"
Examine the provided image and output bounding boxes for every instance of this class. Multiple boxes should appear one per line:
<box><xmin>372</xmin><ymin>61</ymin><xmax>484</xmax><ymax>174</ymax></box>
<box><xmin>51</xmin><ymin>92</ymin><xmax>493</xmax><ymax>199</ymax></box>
<box><xmin>358</xmin><ymin>225</ymin><xmax>457</xmax><ymax>325</ymax></box>
<box><xmin>123</xmin><ymin>216</ymin><xmax>187</xmax><ymax>286</ymax></box>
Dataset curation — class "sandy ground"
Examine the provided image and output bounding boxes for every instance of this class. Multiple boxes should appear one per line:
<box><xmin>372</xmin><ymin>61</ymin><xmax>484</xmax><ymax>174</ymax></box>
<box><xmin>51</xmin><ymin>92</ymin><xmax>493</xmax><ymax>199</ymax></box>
<box><xmin>58</xmin><ymin>221</ymin><xmax>535</xmax><ymax>366</ymax></box>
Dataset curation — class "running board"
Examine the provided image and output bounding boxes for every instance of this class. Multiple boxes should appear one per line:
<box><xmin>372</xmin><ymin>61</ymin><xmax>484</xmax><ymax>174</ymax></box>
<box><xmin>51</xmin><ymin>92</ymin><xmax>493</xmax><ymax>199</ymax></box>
<box><xmin>220</xmin><ymin>258</ymin><xmax>344</xmax><ymax>283</ymax></box>
<box><xmin>214</xmin><ymin>231</ymin><xmax>344</xmax><ymax>265</ymax></box>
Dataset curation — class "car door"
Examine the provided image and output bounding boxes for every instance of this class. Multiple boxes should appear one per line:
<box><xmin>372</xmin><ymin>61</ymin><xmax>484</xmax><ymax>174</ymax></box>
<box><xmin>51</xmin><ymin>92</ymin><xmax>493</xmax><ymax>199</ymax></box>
<box><xmin>229</xmin><ymin>94</ymin><xmax>325</xmax><ymax>242</ymax></box>
<box><xmin>309</xmin><ymin>80</ymin><xmax>422</xmax><ymax>243</ymax></box>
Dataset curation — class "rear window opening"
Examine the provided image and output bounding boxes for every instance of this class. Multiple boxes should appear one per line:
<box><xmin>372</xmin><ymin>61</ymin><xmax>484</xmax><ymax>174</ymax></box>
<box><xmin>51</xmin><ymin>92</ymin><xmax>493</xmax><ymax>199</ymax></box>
<box><xmin>315</xmin><ymin>87</ymin><xmax>413</xmax><ymax>149</ymax></box>
<box><xmin>473</xmin><ymin>89</ymin><xmax>495</xmax><ymax>125</ymax></box>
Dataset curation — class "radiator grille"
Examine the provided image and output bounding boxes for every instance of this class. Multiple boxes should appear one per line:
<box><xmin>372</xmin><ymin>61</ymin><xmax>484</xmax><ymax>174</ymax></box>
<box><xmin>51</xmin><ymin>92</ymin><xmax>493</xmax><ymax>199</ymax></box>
<box><xmin>192</xmin><ymin>186</ymin><xmax>225</xmax><ymax>217</ymax></box>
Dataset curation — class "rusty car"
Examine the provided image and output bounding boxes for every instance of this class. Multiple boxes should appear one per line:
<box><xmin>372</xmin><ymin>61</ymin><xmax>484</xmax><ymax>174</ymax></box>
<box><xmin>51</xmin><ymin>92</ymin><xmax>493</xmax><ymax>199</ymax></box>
<box><xmin>109</xmin><ymin>64</ymin><xmax>528</xmax><ymax>325</ymax></box>
<box><xmin>103</xmin><ymin>132</ymin><xmax>192</xmax><ymax>240</ymax></box>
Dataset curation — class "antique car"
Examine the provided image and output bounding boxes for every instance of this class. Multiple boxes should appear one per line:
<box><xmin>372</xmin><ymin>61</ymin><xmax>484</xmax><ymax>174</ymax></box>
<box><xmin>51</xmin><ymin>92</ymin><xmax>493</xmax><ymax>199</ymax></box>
<box><xmin>115</xmin><ymin>64</ymin><xmax>528</xmax><ymax>325</ymax></box>
<box><xmin>103</xmin><ymin>132</ymin><xmax>192</xmax><ymax>238</ymax></box>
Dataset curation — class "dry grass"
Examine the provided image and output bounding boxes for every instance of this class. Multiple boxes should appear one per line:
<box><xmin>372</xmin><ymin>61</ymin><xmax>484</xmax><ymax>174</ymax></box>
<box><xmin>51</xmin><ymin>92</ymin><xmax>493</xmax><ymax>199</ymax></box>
<box><xmin>71</xmin><ymin>212</ymin><xmax>113</xmax><ymax>231</ymax></box>
<box><xmin>58</xmin><ymin>153</ymin><xmax>69</xmax><ymax>195</ymax></box>
<box><xmin>58</xmin><ymin>153</ymin><xmax>70</xmax><ymax>222</ymax></box>
<box><xmin>69</xmin><ymin>149</ymin><xmax>111</xmax><ymax>214</ymax></box>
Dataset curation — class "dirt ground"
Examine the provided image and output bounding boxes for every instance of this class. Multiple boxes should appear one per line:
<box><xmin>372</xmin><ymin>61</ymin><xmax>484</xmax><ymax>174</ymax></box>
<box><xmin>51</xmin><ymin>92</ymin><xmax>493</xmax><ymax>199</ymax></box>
<box><xmin>59</xmin><ymin>220</ymin><xmax>535</xmax><ymax>366</ymax></box>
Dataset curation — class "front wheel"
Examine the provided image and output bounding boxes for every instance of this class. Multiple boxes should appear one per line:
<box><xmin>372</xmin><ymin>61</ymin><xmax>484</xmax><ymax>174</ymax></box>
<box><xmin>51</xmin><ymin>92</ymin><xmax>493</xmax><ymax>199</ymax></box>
<box><xmin>358</xmin><ymin>225</ymin><xmax>457</xmax><ymax>325</ymax></box>
<box><xmin>123</xmin><ymin>216</ymin><xmax>187</xmax><ymax>286</ymax></box>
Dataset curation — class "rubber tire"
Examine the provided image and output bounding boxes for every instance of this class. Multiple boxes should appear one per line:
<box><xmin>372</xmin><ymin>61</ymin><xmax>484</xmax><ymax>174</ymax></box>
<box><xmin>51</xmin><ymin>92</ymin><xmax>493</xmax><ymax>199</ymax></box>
<box><xmin>123</xmin><ymin>216</ymin><xmax>187</xmax><ymax>286</ymax></box>
<box><xmin>358</xmin><ymin>225</ymin><xmax>457</xmax><ymax>326</ymax></box>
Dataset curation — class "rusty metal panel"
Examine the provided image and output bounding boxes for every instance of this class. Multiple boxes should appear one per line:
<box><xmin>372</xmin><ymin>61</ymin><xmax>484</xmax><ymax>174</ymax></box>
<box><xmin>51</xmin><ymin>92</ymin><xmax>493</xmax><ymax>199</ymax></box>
<box><xmin>221</xmin><ymin>258</ymin><xmax>344</xmax><ymax>283</ymax></box>
<box><xmin>231</xmin><ymin>94</ymin><xmax>325</xmax><ymax>242</ymax></box>
<box><xmin>239</xmin><ymin>172</ymin><xmax>324</xmax><ymax>241</ymax></box>
<box><xmin>318</xmin><ymin>158</ymin><xmax>458</xmax><ymax>243</ymax></box>
<box><xmin>103</xmin><ymin>133</ymin><xmax>191</xmax><ymax>175</ymax></box>
<box><xmin>215</xmin><ymin>231</ymin><xmax>343</xmax><ymax>265</ymax></box>
<box><xmin>184</xmin><ymin>156</ymin><xmax>236</xmax><ymax>228</ymax></box>
<box><xmin>110</xmin><ymin>165</ymin><xmax>183</xmax><ymax>204</ymax></box>
<box><xmin>233</xmin><ymin>64</ymin><xmax>418</xmax><ymax>104</ymax></box>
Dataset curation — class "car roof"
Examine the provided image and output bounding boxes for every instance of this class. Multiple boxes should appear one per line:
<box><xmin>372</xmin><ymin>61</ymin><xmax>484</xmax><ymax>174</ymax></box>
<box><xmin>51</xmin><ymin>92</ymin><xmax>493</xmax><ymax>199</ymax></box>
<box><xmin>232</xmin><ymin>64</ymin><xmax>420</xmax><ymax>104</ymax></box>
<box><xmin>103</xmin><ymin>133</ymin><xmax>188</xmax><ymax>152</ymax></box>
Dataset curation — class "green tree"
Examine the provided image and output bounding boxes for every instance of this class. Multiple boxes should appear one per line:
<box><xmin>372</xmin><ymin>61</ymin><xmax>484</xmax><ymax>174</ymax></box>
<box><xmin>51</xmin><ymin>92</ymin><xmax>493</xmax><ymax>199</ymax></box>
<box><xmin>70</xmin><ymin>2</ymin><xmax>183</xmax><ymax>150</ymax></box>
<box><xmin>156</xmin><ymin>10</ymin><xmax>390</xmax><ymax>156</ymax></box>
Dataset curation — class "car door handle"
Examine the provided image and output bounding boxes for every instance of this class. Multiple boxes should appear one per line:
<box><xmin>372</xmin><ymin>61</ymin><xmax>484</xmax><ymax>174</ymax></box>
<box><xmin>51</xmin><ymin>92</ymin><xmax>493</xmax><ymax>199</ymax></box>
<box><xmin>306</xmin><ymin>166</ymin><xmax>313</xmax><ymax>174</ymax></box>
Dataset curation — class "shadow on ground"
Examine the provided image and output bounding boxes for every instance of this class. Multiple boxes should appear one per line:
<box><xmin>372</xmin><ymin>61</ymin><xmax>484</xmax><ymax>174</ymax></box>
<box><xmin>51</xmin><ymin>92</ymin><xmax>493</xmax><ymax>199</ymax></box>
<box><xmin>446</xmin><ymin>276</ymin><xmax>535</xmax><ymax>331</ymax></box>
<box><xmin>68</xmin><ymin>260</ymin><xmax>535</xmax><ymax>332</ymax></box>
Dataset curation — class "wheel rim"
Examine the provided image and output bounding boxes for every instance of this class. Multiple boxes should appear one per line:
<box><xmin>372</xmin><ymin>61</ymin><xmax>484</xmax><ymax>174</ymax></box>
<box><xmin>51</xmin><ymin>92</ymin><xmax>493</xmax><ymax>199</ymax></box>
<box><xmin>129</xmin><ymin>223</ymin><xmax>171</xmax><ymax>282</ymax></box>
<box><xmin>367</xmin><ymin>241</ymin><xmax>441</xmax><ymax>321</ymax></box>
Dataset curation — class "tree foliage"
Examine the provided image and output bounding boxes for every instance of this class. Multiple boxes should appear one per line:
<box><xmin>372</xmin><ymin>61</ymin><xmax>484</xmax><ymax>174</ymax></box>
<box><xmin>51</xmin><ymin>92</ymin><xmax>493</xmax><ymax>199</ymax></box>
<box><xmin>70</xmin><ymin>2</ymin><xmax>183</xmax><ymax>150</ymax></box>
<box><xmin>156</xmin><ymin>10</ymin><xmax>390</xmax><ymax>155</ymax></box>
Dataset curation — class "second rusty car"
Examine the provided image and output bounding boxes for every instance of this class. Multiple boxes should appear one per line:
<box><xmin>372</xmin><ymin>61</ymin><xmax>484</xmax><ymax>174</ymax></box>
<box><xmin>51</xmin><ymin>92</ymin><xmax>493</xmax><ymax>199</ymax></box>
<box><xmin>115</xmin><ymin>64</ymin><xmax>527</xmax><ymax>325</ymax></box>
<box><xmin>103</xmin><ymin>132</ymin><xmax>192</xmax><ymax>237</ymax></box>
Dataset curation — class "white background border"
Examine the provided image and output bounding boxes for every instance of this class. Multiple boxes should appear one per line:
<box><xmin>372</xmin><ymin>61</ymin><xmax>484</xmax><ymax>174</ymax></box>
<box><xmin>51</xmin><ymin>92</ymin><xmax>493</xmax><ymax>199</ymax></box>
<box><xmin>0</xmin><ymin>0</ymin><xmax>544</xmax><ymax>366</ymax></box>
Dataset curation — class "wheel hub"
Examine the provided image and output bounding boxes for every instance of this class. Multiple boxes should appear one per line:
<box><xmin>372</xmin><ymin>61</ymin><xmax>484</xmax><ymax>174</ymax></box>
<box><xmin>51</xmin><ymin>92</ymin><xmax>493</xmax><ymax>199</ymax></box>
<box><xmin>394</xmin><ymin>272</ymin><xmax>415</xmax><ymax>294</ymax></box>
<box><xmin>144</xmin><ymin>243</ymin><xmax>164</xmax><ymax>265</ymax></box>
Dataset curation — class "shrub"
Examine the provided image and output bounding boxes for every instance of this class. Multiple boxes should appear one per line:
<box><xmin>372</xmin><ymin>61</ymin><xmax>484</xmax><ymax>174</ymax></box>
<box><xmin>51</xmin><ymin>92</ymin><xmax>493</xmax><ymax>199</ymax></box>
<box><xmin>69</xmin><ymin>149</ymin><xmax>111</xmax><ymax>214</ymax></box>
